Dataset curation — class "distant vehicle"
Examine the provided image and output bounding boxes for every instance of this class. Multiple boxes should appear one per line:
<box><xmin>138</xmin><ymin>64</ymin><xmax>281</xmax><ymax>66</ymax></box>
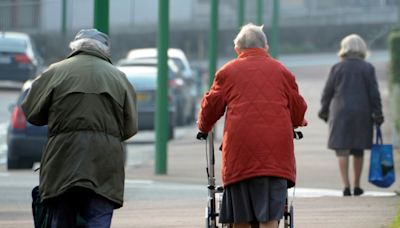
<box><xmin>117</xmin><ymin>66</ymin><xmax>176</xmax><ymax>138</ymax></box>
<box><xmin>126</xmin><ymin>48</ymin><xmax>194</xmax><ymax>80</ymax></box>
<box><xmin>0</xmin><ymin>32</ymin><xmax>44</xmax><ymax>83</ymax></box>
<box><xmin>117</xmin><ymin>58</ymin><xmax>178</xmax><ymax>71</ymax></box>
<box><xmin>118</xmin><ymin>57</ymin><xmax>197</xmax><ymax>126</ymax></box>
<box><xmin>7</xmin><ymin>81</ymin><xmax>128</xmax><ymax>170</ymax></box>
<box><xmin>7</xmin><ymin>81</ymin><xmax>47</xmax><ymax>169</ymax></box>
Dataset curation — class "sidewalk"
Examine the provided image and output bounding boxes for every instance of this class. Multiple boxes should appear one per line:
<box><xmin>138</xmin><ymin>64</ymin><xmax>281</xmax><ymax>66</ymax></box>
<box><xmin>116</xmin><ymin>57</ymin><xmax>399</xmax><ymax>228</ymax></box>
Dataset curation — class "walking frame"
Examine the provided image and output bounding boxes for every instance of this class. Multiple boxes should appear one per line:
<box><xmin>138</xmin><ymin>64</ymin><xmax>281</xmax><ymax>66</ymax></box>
<box><xmin>200</xmin><ymin>130</ymin><xmax>302</xmax><ymax>228</ymax></box>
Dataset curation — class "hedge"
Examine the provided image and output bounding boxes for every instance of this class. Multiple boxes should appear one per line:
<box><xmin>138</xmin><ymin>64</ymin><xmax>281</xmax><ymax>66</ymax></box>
<box><xmin>389</xmin><ymin>31</ymin><xmax>400</xmax><ymax>86</ymax></box>
<box><xmin>389</xmin><ymin>31</ymin><xmax>400</xmax><ymax>134</ymax></box>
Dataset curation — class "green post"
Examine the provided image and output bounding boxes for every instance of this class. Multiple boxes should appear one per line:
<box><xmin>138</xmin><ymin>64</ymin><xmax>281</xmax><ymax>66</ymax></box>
<box><xmin>256</xmin><ymin>0</ymin><xmax>263</xmax><ymax>25</ymax></box>
<box><xmin>93</xmin><ymin>0</ymin><xmax>109</xmax><ymax>34</ymax></box>
<box><xmin>209</xmin><ymin>0</ymin><xmax>219</xmax><ymax>88</ymax></box>
<box><xmin>237</xmin><ymin>0</ymin><xmax>245</xmax><ymax>31</ymax></box>
<box><xmin>155</xmin><ymin>0</ymin><xmax>169</xmax><ymax>174</ymax></box>
<box><xmin>61</xmin><ymin>0</ymin><xmax>67</xmax><ymax>34</ymax></box>
<box><xmin>270</xmin><ymin>0</ymin><xmax>279</xmax><ymax>58</ymax></box>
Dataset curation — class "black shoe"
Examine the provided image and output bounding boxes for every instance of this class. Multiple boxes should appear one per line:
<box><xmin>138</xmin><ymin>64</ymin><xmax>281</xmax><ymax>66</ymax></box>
<box><xmin>354</xmin><ymin>187</ymin><xmax>364</xmax><ymax>196</ymax></box>
<box><xmin>343</xmin><ymin>187</ymin><xmax>351</xmax><ymax>196</ymax></box>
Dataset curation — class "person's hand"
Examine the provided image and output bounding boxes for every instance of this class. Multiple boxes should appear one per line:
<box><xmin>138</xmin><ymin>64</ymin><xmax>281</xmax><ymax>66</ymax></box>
<box><xmin>373</xmin><ymin>115</ymin><xmax>384</xmax><ymax>126</ymax></box>
<box><xmin>301</xmin><ymin>119</ymin><xmax>308</xmax><ymax>127</ymax></box>
<box><xmin>293</xmin><ymin>130</ymin><xmax>303</xmax><ymax>139</ymax></box>
<box><xmin>318</xmin><ymin>112</ymin><xmax>328</xmax><ymax>123</ymax></box>
<box><xmin>196</xmin><ymin>132</ymin><xmax>208</xmax><ymax>140</ymax></box>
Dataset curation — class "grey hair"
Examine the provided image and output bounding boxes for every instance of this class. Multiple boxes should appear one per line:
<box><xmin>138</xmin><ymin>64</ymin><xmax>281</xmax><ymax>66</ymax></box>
<box><xmin>69</xmin><ymin>38</ymin><xmax>110</xmax><ymax>57</ymax></box>
<box><xmin>338</xmin><ymin>34</ymin><xmax>368</xmax><ymax>59</ymax></box>
<box><xmin>233</xmin><ymin>23</ymin><xmax>268</xmax><ymax>50</ymax></box>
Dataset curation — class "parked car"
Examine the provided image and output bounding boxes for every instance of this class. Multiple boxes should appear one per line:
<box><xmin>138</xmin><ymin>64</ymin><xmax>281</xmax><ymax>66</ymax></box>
<box><xmin>126</xmin><ymin>48</ymin><xmax>194</xmax><ymax>80</ymax></box>
<box><xmin>0</xmin><ymin>32</ymin><xmax>44</xmax><ymax>83</ymax></box>
<box><xmin>6</xmin><ymin>80</ymin><xmax>128</xmax><ymax>170</ymax></box>
<box><xmin>117</xmin><ymin>66</ymin><xmax>176</xmax><ymax>138</ymax></box>
<box><xmin>7</xmin><ymin>81</ymin><xmax>47</xmax><ymax>169</ymax></box>
<box><xmin>122</xmin><ymin>49</ymin><xmax>197</xmax><ymax>125</ymax></box>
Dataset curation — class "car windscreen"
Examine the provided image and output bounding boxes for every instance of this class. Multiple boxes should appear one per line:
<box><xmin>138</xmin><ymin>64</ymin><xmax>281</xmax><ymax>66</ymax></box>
<box><xmin>0</xmin><ymin>38</ymin><xmax>27</xmax><ymax>53</ymax></box>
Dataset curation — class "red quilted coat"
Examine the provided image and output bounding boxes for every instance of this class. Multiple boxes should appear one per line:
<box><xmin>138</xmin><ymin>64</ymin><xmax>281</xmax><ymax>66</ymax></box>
<box><xmin>197</xmin><ymin>48</ymin><xmax>307</xmax><ymax>188</ymax></box>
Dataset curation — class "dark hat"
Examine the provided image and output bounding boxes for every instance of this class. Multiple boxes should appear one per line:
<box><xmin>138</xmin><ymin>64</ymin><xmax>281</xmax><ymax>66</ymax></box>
<box><xmin>73</xmin><ymin>29</ymin><xmax>109</xmax><ymax>47</ymax></box>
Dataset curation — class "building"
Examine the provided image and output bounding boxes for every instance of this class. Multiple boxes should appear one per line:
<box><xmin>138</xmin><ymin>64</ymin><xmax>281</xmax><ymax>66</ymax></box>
<box><xmin>1</xmin><ymin>0</ymin><xmax>398</xmax><ymax>59</ymax></box>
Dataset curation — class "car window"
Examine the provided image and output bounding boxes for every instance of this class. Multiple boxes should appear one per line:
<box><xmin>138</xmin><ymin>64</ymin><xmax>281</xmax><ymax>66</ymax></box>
<box><xmin>17</xmin><ymin>88</ymin><xmax>29</xmax><ymax>105</ymax></box>
<box><xmin>170</xmin><ymin>58</ymin><xmax>186</xmax><ymax>72</ymax></box>
<box><xmin>0</xmin><ymin>38</ymin><xmax>27</xmax><ymax>53</ymax></box>
<box><xmin>126</xmin><ymin>74</ymin><xmax>156</xmax><ymax>89</ymax></box>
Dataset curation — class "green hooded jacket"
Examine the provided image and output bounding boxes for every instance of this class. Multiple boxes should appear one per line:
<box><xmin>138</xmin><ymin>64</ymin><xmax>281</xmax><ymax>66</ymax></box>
<box><xmin>21</xmin><ymin>47</ymin><xmax>138</xmax><ymax>208</ymax></box>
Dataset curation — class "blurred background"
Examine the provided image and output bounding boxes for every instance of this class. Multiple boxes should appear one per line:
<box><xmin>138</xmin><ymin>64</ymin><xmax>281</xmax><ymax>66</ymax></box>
<box><xmin>1</xmin><ymin>0</ymin><xmax>399</xmax><ymax>64</ymax></box>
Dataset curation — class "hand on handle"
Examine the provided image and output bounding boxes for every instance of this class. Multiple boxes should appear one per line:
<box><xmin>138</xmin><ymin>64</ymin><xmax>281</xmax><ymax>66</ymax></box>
<box><xmin>196</xmin><ymin>132</ymin><xmax>208</xmax><ymax>140</ymax></box>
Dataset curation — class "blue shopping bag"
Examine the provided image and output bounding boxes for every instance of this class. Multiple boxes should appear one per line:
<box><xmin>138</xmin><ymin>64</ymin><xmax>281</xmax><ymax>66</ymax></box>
<box><xmin>368</xmin><ymin>126</ymin><xmax>395</xmax><ymax>188</ymax></box>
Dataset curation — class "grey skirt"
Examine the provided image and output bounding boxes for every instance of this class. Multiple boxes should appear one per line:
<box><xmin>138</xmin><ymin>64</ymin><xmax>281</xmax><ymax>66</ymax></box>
<box><xmin>219</xmin><ymin>176</ymin><xmax>287</xmax><ymax>224</ymax></box>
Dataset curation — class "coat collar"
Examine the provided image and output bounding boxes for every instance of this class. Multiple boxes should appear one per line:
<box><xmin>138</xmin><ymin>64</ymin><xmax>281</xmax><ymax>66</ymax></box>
<box><xmin>67</xmin><ymin>47</ymin><xmax>112</xmax><ymax>64</ymax></box>
<box><xmin>238</xmin><ymin>48</ymin><xmax>269</xmax><ymax>59</ymax></box>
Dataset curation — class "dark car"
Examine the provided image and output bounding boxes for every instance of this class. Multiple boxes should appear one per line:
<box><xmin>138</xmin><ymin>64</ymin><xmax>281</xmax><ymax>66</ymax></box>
<box><xmin>117</xmin><ymin>58</ymin><xmax>197</xmax><ymax>126</ymax></box>
<box><xmin>117</xmin><ymin>65</ymin><xmax>176</xmax><ymax>139</ymax></box>
<box><xmin>6</xmin><ymin>81</ymin><xmax>128</xmax><ymax>170</ymax></box>
<box><xmin>0</xmin><ymin>32</ymin><xmax>44</xmax><ymax>83</ymax></box>
<box><xmin>7</xmin><ymin>81</ymin><xmax>47</xmax><ymax>169</ymax></box>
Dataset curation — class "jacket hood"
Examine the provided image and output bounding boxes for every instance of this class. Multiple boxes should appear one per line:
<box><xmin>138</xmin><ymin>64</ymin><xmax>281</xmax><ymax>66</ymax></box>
<box><xmin>68</xmin><ymin>47</ymin><xmax>112</xmax><ymax>64</ymax></box>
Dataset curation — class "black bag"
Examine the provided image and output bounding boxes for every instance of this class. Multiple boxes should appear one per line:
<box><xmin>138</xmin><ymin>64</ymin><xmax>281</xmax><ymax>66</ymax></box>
<box><xmin>32</xmin><ymin>186</ymin><xmax>87</xmax><ymax>227</ymax></box>
<box><xmin>32</xmin><ymin>186</ymin><xmax>53</xmax><ymax>228</ymax></box>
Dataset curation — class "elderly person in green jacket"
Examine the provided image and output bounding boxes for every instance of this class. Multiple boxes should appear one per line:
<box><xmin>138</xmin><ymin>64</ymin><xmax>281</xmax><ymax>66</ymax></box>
<box><xmin>22</xmin><ymin>29</ymin><xmax>138</xmax><ymax>228</ymax></box>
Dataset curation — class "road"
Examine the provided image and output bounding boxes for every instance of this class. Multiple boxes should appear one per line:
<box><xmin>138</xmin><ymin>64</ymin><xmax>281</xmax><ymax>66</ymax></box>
<box><xmin>0</xmin><ymin>51</ymin><xmax>397</xmax><ymax>228</ymax></box>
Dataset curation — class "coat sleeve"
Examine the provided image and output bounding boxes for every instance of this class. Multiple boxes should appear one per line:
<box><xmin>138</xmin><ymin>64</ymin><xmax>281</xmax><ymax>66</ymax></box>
<box><xmin>283</xmin><ymin>67</ymin><xmax>307</xmax><ymax>127</ymax></box>
<box><xmin>21</xmin><ymin>69</ymin><xmax>54</xmax><ymax>126</ymax></box>
<box><xmin>318</xmin><ymin>66</ymin><xmax>336</xmax><ymax>122</ymax></box>
<box><xmin>366</xmin><ymin>64</ymin><xmax>383</xmax><ymax>119</ymax></box>
<box><xmin>121</xmin><ymin>78</ymin><xmax>138</xmax><ymax>141</ymax></box>
<box><xmin>197</xmin><ymin>69</ymin><xmax>227</xmax><ymax>133</ymax></box>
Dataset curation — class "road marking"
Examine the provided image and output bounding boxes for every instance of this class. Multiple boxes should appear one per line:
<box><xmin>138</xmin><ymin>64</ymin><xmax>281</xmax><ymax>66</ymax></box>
<box><xmin>289</xmin><ymin>187</ymin><xmax>395</xmax><ymax>198</ymax></box>
<box><xmin>0</xmin><ymin>175</ymin><xmax>396</xmax><ymax>198</ymax></box>
<box><xmin>124</xmin><ymin>179</ymin><xmax>396</xmax><ymax>198</ymax></box>
<box><xmin>125</xmin><ymin>179</ymin><xmax>154</xmax><ymax>185</ymax></box>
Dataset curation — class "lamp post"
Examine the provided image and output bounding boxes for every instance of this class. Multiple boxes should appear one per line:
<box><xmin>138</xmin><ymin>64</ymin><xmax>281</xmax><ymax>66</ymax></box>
<box><xmin>93</xmin><ymin>0</ymin><xmax>109</xmax><ymax>34</ymax></box>
<box><xmin>155</xmin><ymin>0</ymin><xmax>170</xmax><ymax>174</ymax></box>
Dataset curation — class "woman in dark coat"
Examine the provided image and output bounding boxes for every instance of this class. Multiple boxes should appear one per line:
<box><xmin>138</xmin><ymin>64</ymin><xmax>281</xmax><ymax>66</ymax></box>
<box><xmin>318</xmin><ymin>34</ymin><xmax>384</xmax><ymax>196</ymax></box>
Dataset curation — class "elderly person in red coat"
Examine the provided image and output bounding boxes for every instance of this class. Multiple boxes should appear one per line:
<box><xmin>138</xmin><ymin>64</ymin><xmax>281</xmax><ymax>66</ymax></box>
<box><xmin>197</xmin><ymin>23</ymin><xmax>307</xmax><ymax>228</ymax></box>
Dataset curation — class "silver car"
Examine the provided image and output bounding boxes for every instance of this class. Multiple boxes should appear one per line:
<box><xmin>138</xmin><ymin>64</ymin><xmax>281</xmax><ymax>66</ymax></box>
<box><xmin>118</xmin><ymin>66</ymin><xmax>176</xmax><ymax>139</ymax></box>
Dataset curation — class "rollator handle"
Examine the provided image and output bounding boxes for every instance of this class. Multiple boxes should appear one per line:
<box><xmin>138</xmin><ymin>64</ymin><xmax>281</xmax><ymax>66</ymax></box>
<box><xmin>196</xmin><ymin>132</ymin><xmax>208</xmax><ymax>140</ymax></box>
<box><xmin>293</xmin><ymin>131</ymin><xmax>303</xmax><ymax>140</ymax></box>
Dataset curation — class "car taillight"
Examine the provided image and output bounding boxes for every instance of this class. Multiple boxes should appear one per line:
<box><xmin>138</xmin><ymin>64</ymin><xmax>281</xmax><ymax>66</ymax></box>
<box><xmin>14</xmin><ymin>54</ymin><xmax>31</xmax><ymax>64</ymax></box>
<box><xmin>11</xmin><ymin>106</ymin><xmax>26</xmax><ymax>129</ymax></box>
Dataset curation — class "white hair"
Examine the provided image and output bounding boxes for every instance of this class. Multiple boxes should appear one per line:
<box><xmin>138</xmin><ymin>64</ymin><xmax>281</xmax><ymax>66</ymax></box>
<box><xmin>69</xmin><ymin>38</ymin><xmax>110</xmax><ymax>57</ymax></box>
<box><xmin>338</xmin><ymin>34</ymin><xmax>368</xmax><ymax>59</ymax></box>
<box><xmin>233</xmin><ymin>23</ymin><xmax>268</xmax><ymax>50</ymax></box>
